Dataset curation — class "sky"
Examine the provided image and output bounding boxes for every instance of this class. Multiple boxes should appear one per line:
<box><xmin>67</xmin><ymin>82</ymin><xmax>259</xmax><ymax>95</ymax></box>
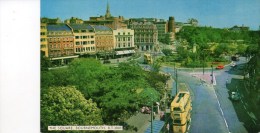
<box><xmin>41</xmin><ymin>0</ymin><xmax>260</xmax><ymax>30</ymax></box>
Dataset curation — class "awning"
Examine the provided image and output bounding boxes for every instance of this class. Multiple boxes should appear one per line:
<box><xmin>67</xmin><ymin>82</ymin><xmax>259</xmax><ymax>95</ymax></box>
<box><xmin>145</xmin><ymin>120</ymin><xmax>165</xmax><ymax>133</ymax></box>
<box><xmin>116</xmin><ymin>50</ymin><xmax>135</xmax><ymax>55</ymax></box>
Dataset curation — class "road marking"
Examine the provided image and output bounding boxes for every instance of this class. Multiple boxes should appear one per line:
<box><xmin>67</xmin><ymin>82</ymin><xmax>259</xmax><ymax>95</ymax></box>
<box><xmin>213</xmin><ymin>86</ymin><xmax>230</xmax><ymax>132</ymax></box>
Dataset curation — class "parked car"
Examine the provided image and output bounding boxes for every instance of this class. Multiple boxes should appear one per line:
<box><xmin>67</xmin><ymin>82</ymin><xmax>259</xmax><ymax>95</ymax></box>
<box><xmin>231</xmin><ymin>92</ymin><xmax>240</xmax><ymax>101</ymax></box>
<box><xmin>231</xmin><ymin>62</ymin><xmax>236</xmax><ymax>67</ymax></box>
<box><xmin>216</xmin><ymin>65</ymin><xmax>224</xmax><ymax>69</ymax></box>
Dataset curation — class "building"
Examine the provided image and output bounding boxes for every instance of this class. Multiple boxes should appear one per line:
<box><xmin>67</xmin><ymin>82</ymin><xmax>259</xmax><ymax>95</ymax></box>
<box><xmin>168</xmin><ymin>16</ymin><xmax>175</xmax><ymax>43</ymax></box>
<box><xmin>155</xmin><ymin>21</ymin><xmax>168</xmax><ymax>42</ymax></box>
<box><xmin>41</xmin><ymin>17</ymin><xmax>62</xmax><ymax>24</ymax></box>
<box><xmin>47</xmin><ymin>24</ymin><xmax>78</xmax><ymax>65</ymax></box>
<box><xmin>129</xmin><ymin>22</ymin><xmax>158</xmax><ymax>51</ymax></box>
<box><xmin>64</xmin><ymin>17</ymin><xmax>84</xmax><ymax>24</ymax></box>
<box><xmin>113</xmin><ymin>28</ymin><xmax>135</xmax><ymax>57</ymax></box>
<box><xmin>84</xmin><ymin>2</ymin><xmax>127</xmax><ymax>29</ymax></box>
<box><xmin>68</xmin><ymin>24</ymin><xmax>96</xmax><ymax>55</ymax></box>
<box><xmin>229</xmin><ymin>25</ymin><xmax>249</xmax><ymax>32</ymax></box>
<box><xmin>41</xmin><ymin>23</ymin><xmax>48</xmax><ymax>57</ymax></box>
<box><xmin>92</xmin><ymin>25</ymin><xmax>114</xmax><ymax>57</ymax></box>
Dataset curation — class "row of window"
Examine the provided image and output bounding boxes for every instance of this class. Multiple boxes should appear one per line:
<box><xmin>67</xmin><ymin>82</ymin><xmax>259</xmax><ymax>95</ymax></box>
<box><xmin>75</xmin><ymin>35</ymin><xmax>94</xmax><ymax>39</ymax></box>
<box><xmin>48</xmin><ymin>37</ymin><xmax>73</xmax><ymax>41</ymax></box>
<box><xmin>75</xmin><ymin>41</ymin><xmax>95</xmax><ymax>45</ymax></box>
<box><xmin>117</xmin><ymin>43</ymin><xmax>132</xmax><ymax>48</ymax></box>
<box><xmin>134</xmin><ymin>30</ymin><xmax>156</xmax><ymax>32</ymax></box>
<box><xmin>75</xmin><ymin>47</ymin><xmax>95</xmax><ymax>52</ymax></box>
<box><xmin>135</xmin><ymin>39</ymin><xmax>155</xmax><ymax>43</ymax></box>
<box><xmin>49</xmin><ymin>44</ymin><xmax>73</xmax><ymax>48</ymax></box>
<box><xmin>49</xmin><ymin>50</ymin><xmax>74</xmax><ymax>57</ymax></box>
<box><xmin>96</xmin><ymin>42</ymin><xmax>113</xmax><ymax>45</ymax></box>
<box><xmin>117</xmin><ymin>32</ymin><xmax>131</xmax><ymax>35</ymax></box>
<box><xmin>116</xmin><ymin>37</ymin><xmax>131</xmax><ymax>41</ymax></box>
<box><xmin>48</xmin><ymin>32</ymin><xmax>72</xmax><ymax>35</ymax></box>
<box><xmin>96</xmin><ymin>36</ymin><xmax>113</xmax><ymax>39</ymax></box>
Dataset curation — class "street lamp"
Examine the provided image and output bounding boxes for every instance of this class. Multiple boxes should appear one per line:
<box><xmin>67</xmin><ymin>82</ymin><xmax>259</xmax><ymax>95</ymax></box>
<box><xmin>211</xmin><ymin>64</ymin><xmax>214</xmax><ymax>84</ymax></box>
<box><xmin>150</xmin><ymin>92</ymin><xmax>154</xmax><ymax>133</ymax></box>
<box><xmin>174</xmin><ymin>63</ymin><xmax>178</xmax><ymax>96</ymax></box>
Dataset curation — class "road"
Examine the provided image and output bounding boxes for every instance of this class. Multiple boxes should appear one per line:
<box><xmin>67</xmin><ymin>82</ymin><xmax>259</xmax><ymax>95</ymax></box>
<box><xmin>161</xmin><ymin>57</ymin><xmax>248</xmax><ymax>133</ymax></box>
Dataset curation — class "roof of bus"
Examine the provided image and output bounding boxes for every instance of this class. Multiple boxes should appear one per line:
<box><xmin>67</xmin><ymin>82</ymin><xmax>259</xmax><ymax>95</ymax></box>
<box><xmin>171</xmin><ymin>91</ymin><xmax>190</xmax><ymax>109</ymax></box>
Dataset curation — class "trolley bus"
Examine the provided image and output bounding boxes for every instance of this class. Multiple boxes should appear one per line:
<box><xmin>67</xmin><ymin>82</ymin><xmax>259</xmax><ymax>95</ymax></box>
<box><xmin>170</xmin><ymin>83</ymin><xmax>192</xmax><ymax>133</ymax></box>
<box><xmin>144</xmin><ymin>53</ymin><xmax>153</xmax><ymax>64</ymax></box>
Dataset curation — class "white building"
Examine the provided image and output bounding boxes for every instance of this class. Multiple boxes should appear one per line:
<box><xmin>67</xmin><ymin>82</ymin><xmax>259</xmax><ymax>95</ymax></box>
<box><xmin>113</xmin><ymin>28</ymin><xmax>135</xmax><ymax>56</ymax></box>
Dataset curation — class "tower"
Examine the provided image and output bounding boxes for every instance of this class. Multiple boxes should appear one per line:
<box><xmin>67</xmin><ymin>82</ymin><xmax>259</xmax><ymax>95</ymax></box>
<box><xmin>105</xmin><ymin>1</ymin><xmax>111</xmax><ymax>18</ymax></box>
<box><xmin>168</xmin><ymin>16</ymin><xmax>175</xmax><ymax>43</ymax></box>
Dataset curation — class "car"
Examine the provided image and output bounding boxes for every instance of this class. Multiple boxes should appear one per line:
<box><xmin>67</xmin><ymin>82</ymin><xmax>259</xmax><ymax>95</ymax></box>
<box><xmin>231</xmin><ymin>92</ymin><xmax>240</xmax><ymax>101</ymax></box>
<box><xmin>231</xmin><ymin>62</ymin><xmax>236</xmax><ymax>67</ymax></box>
<box><xmin>216</xmin><ymin>65</ymin><xmax>224</xmax><ymax>69</ymax></box>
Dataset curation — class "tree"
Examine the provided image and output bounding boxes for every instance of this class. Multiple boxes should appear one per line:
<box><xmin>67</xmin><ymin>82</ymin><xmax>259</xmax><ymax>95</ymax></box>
<box><xmin>41</xmin><ymin>86</ymin><xmax>103</xmax><ymax>132</ymax></box>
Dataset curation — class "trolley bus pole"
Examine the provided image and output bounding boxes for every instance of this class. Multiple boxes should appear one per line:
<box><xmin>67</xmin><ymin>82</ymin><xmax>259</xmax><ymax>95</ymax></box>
<box><xmin>151</xmin><ymin>103</ymin><xmax>153</xmax><ymax>133</ymax></box>
<box><xmin>176</xmin><ymin>68</ymin><xmax>178</xmax><ymax>95</ymax></box>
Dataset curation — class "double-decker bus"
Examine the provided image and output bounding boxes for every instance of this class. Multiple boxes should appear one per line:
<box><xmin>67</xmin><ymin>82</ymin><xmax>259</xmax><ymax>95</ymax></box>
<box><xmin>144</xmin><ymin>53</ymin><xmax>153</xmax><ymax>64</ymax></box>
<box><xmin>170</xmin><ymin>83</ymin><xmax>192</xmax><ymax>133</ymax></box>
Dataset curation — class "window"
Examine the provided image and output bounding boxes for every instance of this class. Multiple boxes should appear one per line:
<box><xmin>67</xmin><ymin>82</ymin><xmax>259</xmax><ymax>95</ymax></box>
<box><xmin>75</xmin><ymin>36</ymin><xmax>79</xmax><ymax>39</ymax></box>
<box><xmin>40</xmin><ymin>44</ymin><xmax>46</xmax><ymax>48</ymax></box>
<box><xmin>40</xmin><ymin>32</ymin><xmax>45</xmax><ymax>35</ymax></box>
<box><xmin>128</xmin><ymin>37</ymin><xmax>130</xmax><ymax>41</ymax></box>
<box><xmin>91</xmin><ymin>41</ymin><xmax>94</xmax><ymax>44</ymax></box>
<box><xmin>128</xmin><ymin>32</ymin><xmax>130</xmax><ymax>35</ymax></box>
<box><xmin>76</xmin><ymin>42</ymin><xmax>80</xmax><ymax>45</ymax></box>
<box><xmin>128</xmin><ymin>43</ymin><xmax>130</xmax><ymax>47</ymax></box>
<box><xmin>91</xmin><ymin>36</ymin><xmax>94</xmax><ymax>38</ymax></box>
<box><xmin>83</xmin><ymin>41</ymin><xmax>87</xmax><ymax>45</ymax></box>
<box><xmin>118</xmin><ymin>33</ymin><xmax>120</xmax><ymax>35</ymax></box>
<box><xmin>173</xmin><ymin>107</ymin><xmax>181</xmax><ymax>111</ymax></box>
<box><xmin>83</xmin><ymin>36</ymin><xmax>87</xmax><ymax>39</ymax></box>
<box><xmin>123</xmin><ymin>37</ymin><xmax>125</xmax><ymax>41</ymax></box>
<box><xmin>174</xmin><ymin>119</ymin><xmax>181</xmax><ymax>124</ymax></box>
<box><xmin>123</xmin><ymin>32</ymin><xmax>125</xmax><ymax>35</ymax></box>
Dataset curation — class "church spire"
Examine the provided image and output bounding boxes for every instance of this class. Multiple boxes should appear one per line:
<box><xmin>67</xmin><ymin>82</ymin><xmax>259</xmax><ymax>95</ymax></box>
<box><xmin>105</xmin><ymin>1</ymin><xmax>111</xmax><ymax>18</ymax></box>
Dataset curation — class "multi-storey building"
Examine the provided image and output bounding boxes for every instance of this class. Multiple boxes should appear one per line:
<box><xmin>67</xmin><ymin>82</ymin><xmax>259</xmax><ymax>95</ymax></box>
<box><xmin>129</xmin><ymin>22</ymin><xmax>158</xmax><ymax>51</ymax></box>
<box><xmin>64</xmin><ymin>17</ymin><xmax>84</xmax><ymax>24</ymax></box>
<box><xmin>68</xmin><ymin>24</ymin><xmax>96</xmax><ymax>55</ymax></box>
<box><xmin>47</xmin><ymin>24</ymin><xmax>78</xmax><ymax>65</ymax></box>
<box><xmin>113</xmin><ymin>28</ymin><xmax>135</xmax><ymax>56</ymax></box>
<box><xmin>41</xmin><ymin>17</ymin><xmax>62</xmax><ymax>24</ymax></box>
<box><xmin>92</xmin><ymin>25</ymin><xmax>114</xmax><ymax>54</ymax></box>
<box><xmin>40</xmin><ymin>23</ymin><xmax>48</xmax><ymax>57</ymax></box>
<box><xmin>155</xmin><ymin>21</ymin><xmax>168</xmax><ymax>42</ymax></box>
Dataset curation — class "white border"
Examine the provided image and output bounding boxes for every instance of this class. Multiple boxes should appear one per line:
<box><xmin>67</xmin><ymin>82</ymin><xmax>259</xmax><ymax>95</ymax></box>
<box><xmin>0</xmin><ymin>0</ymin><xmax>40</xmax><ymax>132</ymax></box>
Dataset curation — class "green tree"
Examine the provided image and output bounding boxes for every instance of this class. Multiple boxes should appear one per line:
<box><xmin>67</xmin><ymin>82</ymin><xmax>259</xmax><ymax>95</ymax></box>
<box><xmin>41</xmin><ymin>86</ymin><xmax>103</xmax><ymax>132</ymax></box>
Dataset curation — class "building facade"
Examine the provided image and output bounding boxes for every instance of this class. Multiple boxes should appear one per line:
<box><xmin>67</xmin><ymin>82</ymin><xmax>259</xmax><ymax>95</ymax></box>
<box><xmin>68</xmin><ymin>24</ymin><xmax>96</xmax><ymax>55</ymax></box>
<box><xmin>47</xmin><ymin>24</ymin><xmax>78</xmax><ymax>65</ymax></box>
<box><xmin>113</xmin><ymin>28</ymin><xmax>135</xmax><ymax>56</ymax></box>
<box><xmin>155</xmin><ymin>21</ymin><xmax>168</xmax><ymax>41</ymax></box>
<box><xmin>41</xmin><ymin>23</ymin><xmax>48</xmax><ymax>57</ymax></box>
<box><xmin>129</xmin><ymin>22</ymin><xmax>158</xmax><ymax>51</ymax></box>
<box><xmin>92</xmin><ymin>25</ymin><xmax>114</xmax><ymax>53</ymax></box>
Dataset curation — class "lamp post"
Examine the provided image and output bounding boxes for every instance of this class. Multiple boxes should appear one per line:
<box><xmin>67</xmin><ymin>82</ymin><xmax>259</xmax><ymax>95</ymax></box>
<box><xmin>174</xmin><ymin>63</ymin><xmax>178</xmax><ymax>96</ymax></box>
<box><xmin>150</xmin><ymin>92</ymin><xmax>154</xmax><ymax>133</ymax></box>
<box><xmin>151</xmin><ymin>103</ymin><xmax>153</xmax><ymax>133</ymax></box>
<box><xmin>203</xmin><ymin>51</ymin><xmax>205</xmax><ymax>75</ymax></box>
<box><xmin>211</xmin><ymin>64</ymin><xmax>214</xmax><ymax>84</ymax></box>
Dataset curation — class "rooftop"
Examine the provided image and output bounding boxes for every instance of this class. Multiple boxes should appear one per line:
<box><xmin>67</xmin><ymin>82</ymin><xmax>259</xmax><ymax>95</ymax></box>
<box><xmin>47</xmin><ymin>24</ymin><xmax>71</xmax><ymax>31</ymax></box>
<box><xmin>92</xmin><ymin>25</ymin><xmax>112</xmax><ymax>31</ymax></box>
<box><xmin>68</xmin><ymin>24</ymin><xmax>93</xmax><ymax>31</ymax></box>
